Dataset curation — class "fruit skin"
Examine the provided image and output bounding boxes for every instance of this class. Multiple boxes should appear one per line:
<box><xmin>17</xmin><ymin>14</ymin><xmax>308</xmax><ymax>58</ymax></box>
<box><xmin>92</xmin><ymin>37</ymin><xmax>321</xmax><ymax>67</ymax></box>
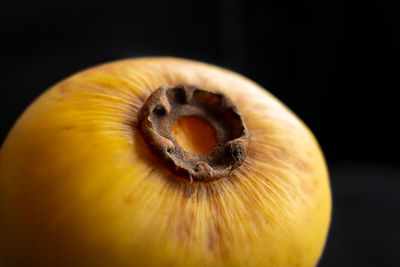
<box><xmin>0</xmin><ymin>57</ymin><xmax>331</xmax><ymax>266</ymax></box>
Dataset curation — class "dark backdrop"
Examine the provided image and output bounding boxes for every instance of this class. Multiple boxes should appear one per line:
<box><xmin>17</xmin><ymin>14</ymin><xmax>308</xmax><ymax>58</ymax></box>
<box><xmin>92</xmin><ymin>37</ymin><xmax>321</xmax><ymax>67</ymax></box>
<box><xmin>1</xmin><ymin>0</ymin><xmax>399</xmax><ymax>266</ymax></box>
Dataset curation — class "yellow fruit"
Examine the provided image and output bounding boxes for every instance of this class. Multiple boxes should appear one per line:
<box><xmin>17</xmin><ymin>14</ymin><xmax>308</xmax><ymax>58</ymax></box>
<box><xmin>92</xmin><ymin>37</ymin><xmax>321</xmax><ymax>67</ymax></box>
<box><xmin>0</xmin><ymin>57</ymin><xmax>331</xmax><ymax>266</ymax></box>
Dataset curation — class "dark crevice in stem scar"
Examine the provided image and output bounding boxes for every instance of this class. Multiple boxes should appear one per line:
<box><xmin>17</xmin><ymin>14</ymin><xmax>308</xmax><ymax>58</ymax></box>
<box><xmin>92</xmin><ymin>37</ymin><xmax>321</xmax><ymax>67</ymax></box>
<box><xmin>138</xmin><ymin>84</ymin><xmax>249</xmax><ymax>182</ymax></box>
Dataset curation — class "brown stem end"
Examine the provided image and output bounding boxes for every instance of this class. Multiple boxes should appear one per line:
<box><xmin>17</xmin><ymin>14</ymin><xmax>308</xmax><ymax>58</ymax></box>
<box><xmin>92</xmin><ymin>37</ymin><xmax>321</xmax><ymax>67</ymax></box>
<box><xmin>138</xmin><ymin>84</ymin><xmax>249</xmax><ymax>182</ymax></box>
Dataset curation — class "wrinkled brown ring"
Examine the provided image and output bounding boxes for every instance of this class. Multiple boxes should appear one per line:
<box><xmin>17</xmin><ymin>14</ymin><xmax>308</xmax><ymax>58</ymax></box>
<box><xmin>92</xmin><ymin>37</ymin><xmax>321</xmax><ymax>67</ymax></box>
<box><xmin>138</xmin><ymin>84</ymin><xmax>249</xmax><ymax>182</ymax></box>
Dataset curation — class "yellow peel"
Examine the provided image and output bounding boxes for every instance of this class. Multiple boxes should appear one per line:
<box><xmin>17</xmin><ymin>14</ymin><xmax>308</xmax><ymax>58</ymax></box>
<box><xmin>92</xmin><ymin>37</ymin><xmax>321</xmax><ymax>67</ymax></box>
<box><xmin>0</xmin><ymin>57</ymin><xmax>331</xmax><ymax>267</ymax></box>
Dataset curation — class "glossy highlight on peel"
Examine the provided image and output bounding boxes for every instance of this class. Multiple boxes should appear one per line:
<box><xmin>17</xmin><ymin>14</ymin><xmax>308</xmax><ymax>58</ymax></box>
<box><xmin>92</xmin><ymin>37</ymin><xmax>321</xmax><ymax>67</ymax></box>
<box><xmin>0</xmin><ymin>57</ymin><xmax>331</xmax><ymax>267</ymax></box>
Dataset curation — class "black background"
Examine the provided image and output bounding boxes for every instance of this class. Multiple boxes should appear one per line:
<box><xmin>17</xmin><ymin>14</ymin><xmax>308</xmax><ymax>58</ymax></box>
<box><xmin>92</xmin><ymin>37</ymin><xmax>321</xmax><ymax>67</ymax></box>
<box><xmin>1</xmin><ymin>0</ymin><xmax>399</xmax><ymax>266</ymax></box>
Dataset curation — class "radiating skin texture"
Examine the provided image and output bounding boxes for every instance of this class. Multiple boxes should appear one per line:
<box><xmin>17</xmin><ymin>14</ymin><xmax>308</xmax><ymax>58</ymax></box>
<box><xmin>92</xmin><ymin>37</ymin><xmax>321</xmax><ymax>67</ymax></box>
<box><xmin>0</xmin><ymin>58</ymin><xmax>331</xmax><ymax>267</ymax></box>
